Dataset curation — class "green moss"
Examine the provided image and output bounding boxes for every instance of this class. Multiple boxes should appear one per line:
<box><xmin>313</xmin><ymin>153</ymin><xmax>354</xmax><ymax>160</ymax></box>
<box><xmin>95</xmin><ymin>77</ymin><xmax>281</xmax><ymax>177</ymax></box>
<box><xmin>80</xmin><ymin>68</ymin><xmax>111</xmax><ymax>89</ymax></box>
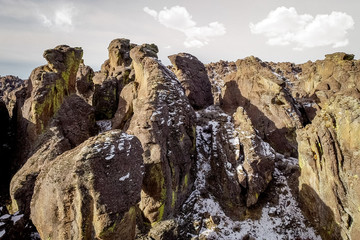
<box><xmin>255</xmin><ymin>193</ymin><xmax>259</xmax><ymax>199</ymax></box>
<box><xmin>180</xmin><ymin>133</ymin><xmax>185</xmax><ymax>142</ymax></box>
<box><xmin>184</xmin><ymin>174</ymin><xmax>189</xmax><ymax>188</ymax></box>
<box><xmin>171</xmin><ymin>190</ymin><xmax>176</xmax><ymax>208</ymax></box>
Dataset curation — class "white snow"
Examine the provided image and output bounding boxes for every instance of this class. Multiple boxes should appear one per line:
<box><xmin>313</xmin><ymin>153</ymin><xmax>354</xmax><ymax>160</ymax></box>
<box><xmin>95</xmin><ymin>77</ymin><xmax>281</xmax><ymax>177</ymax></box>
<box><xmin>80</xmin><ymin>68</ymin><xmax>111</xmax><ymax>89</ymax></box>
<box><xmin>119</xmin><ymin>173</ymin><xmax>130</xmax><ymax>181</ymax></box>
<box><xmin>11</xmin><ymin>213</ymin><xmax>24</xmax><ymax>224</ymax></box>
<box><xmin>96</xmin><ymin>120</ymin><xmax>112</xmax><ymax>133</ymax></box>
<box><xmin>0</xmin><ymin>214</ymin><xmax>10</xmax><ymax>220</ymax></box>
<box><xmin>105</xmin><ymin>145</ymin><xmax>115</xmax><ymax>160</ymax></box>
<box><xmin>0</xmin><ymin>230</ymin><xmax>5</xmax><ymax>238</ymax></box>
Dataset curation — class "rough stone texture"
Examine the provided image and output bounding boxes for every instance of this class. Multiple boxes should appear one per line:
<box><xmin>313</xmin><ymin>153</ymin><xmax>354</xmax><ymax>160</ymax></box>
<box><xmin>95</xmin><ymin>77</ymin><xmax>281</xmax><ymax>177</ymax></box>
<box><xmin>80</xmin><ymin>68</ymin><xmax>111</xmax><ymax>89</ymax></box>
<box><xmin>128</xmin><ymin>44</ymin><xmax>196</xmax><ymax>224</ymax></box>
<box><xmin>31</xmin><ymin>130</ymin><xmax>144</xmax><ymax>240</ymax></box>
<box><xmin>76</xmin><ymin>61</ymin><xmax>94</xmax><ymax>104</ymax></box>
<box><xmin>22</xmin><ymin>45</ymin><xmax>83</xmax><ymax>136</ymax></box>
<box><xmin>298</xmin><ymin>95</ymin><xmax>360</xmax><ymax>240</ymax></box>
<box><xmin>218</xmin><ymin>56</ymin><xmax>304</xmax><ymax>156</ymax></box>
<box><xmin>112</xmin><ymin>82</ymin><xmax>136</xmax><ymax>130</ymax></box>
<box><xmin>0</xmin><ymin>75</ymin><xmax>25</xmax><ymax>117</ymax></box>
<box><xmin>10</xmin><ymin>95</ymin><xmax>97</xmax><ymax>216</ymax></box>
<box><xmin>205</xmin><ymin>60</ymin><xmax>237</xmax><ymax>105</ymax></box>
<box><xmin>233</xmin><ymin>107</ymin><xmax>275</xmax><ymax>207</ymax></box>
<box><xmin>168</xmin><ymin>53</ymin><xmax>213</xmax><ymax>110</ymax></box>
<box><xmin>295</xmin><ymin>52</ymin><xmax>360</xmax><ymax>107</ymax></box>
<box><xmin>93</xmin><ymin>77</ymin><xmax>119</xmax><ymax>120</ymax></box>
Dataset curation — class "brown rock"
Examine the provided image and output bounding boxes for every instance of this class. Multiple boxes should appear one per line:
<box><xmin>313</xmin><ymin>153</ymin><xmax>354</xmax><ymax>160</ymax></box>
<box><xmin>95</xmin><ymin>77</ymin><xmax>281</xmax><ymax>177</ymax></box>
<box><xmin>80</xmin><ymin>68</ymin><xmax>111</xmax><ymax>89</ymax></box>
<box><xmin>93</xmin><ymin>77</ymin><xmax>119</xmax><ymax>120</ymax></box>
<box><xmin>0</xmin><ymin>75</ymin><xmax>25</xmax><ymax>117</ymax></box>
<box><xmin>112</xmin><ymin>82</ymin><xmax>136</xmax><ymax>130</ymax></box>
<box><xmin>233</xmin><ymin>107</ymin><xmax>275</xmax><ymax>207</ymax></box>
<box><xmin>219</xmin><ymin>56</ymin><xmax>304</xmax><ymax>156</ymax></box>
<box><xmin>169</xmin><ymin>53</ymin><xmax>213</xmax><ymax>110</ymax></box>
<box><xmin>128</xmin><ymin>44</ymin><xmax>196</xmax><ymax>223</ymax></box>
<box><xmin>10</xmin><ymin>95</ymin><xmax>97</xmax><ymax>215</ymax></box>
<box><xmin>298</xmin><ymin>95</ymin><xmax>360</xmax><ymax>240</ymax></box>
<box><xmin>31</xmin><ymin>130</ymin><xmax>144</xmax><ymax>240</ymax></box>
<box><xmin>22</xmin><ymin>45</ymin><xmax>83</xmax><ymax>136</ymax></box>
<box><xmin>76</xmin><ymin>61</ymin><xmax>94</xmax><ymax>104</ymax></box>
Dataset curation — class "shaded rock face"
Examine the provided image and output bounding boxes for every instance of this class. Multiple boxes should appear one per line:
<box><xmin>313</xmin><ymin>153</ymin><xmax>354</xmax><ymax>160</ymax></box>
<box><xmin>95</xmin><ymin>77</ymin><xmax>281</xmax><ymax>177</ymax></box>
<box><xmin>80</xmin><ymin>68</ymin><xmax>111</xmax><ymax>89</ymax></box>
<box><xmin>0</xmin><ymin>75</ymin><xmax>25</xmax><ymax>116</ymax></box>
<box><xmin>22</xmin><ymin>45</ymin><xmax>83</xmax><ymax>136</ymax></box>
<box><xmin>211</xmin><ymin>56</ymin><xmax>304</xmax><ymax>157</ymax></box>
<box><xmin>298</xmin><ymin>95</ymin><xmax>360</xmax><ymax>240</ymax></box>
<box><xmin>31</xmin><ymin>130</ymin><xmax>144</xmax><ymax>240</ymax></box>
<box><xmin>93</xmin><ymin>39</ymin><xmax>136</xmax><ymax>120</ymax></box>
<box><xmin>0</xmin><ymin>100</ymin><xmax>11</xmax><ymax>195</ymax></box>
<box><xmin>10</xmin><ymin>94</ymin><xmax>97</xmax><ymax>216</ymax></box>
<box><xmin>168</xmin><ymin>53</ymin><xmax>214</xmax><ymax>110</ymax></box>
<box><xmin>194</xmin><ymin>106</ymin><xmax>275</xmax><ymax>211</ymax></box>
<box><xmin>206</xmin><ymin>60</ymin><xmax>237</xmax><ymax>105</ymax></box>
<box><xmin>76</xmin><ymin>61</ymin><xmax>94</xmax><ymax>104</ymax></box>
<box><xmin>128</xmin><ymin>44</ymin><xmax>196</xmax><ymax>224</ymax></box>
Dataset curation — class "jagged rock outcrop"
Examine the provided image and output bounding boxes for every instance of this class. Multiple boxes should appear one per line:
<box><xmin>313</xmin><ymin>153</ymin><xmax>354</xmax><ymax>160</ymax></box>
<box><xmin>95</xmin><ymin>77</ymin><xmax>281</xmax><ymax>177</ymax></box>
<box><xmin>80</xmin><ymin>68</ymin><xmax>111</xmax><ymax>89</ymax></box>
<box><xmin>298</xmin><ymin>95</ymin><xmax>360</xmax><ymax>240</ymax></box>
<box><xmin>92</xmin><ymin>39</ymin><xmax>136</xmax><ymax>120</ymax></box>
<box><xmin>10</xmin><ymin>95</ymin><xmax>97</xmax><ymax>215</ymax></box>
<box><xmin>233</xmin><ymin>107</ymin><xmax>275</xmax><ymax>207</ymax></box>
<box><xmin>0</xmin><ymin>75</ymin><xmax>25</xmax><ymax>116</ymax></box>
<box><xmin>205</xmin><ymin>60</ymin><xmax>237</xmax><ymax>105</ymax></box>
<box><xmin>31</xmin><ymin>130</ymin><xmax>144</xmax><ymax>240</ymax></box>
<box><xmin>128</xmin><ymin>44</ymin><xmax>196</xmax><ymax>224</ymax></box>
<box><xmin>168</xmin><ymin>53</ymin><xmax>213</xmax><ymax>109</ymax></box>
<box><xmin>76</xmin><ymin>61</ymin><xmax>94</xmax><ymax>104</ymax></box>
<box><xmin>217</xmin><ymin>56</ymin><xmax>304</xmax><ymax>156</ymax></box>
<box><xmin>22</xmin><ymin>45</ymin><xmax>83</xmax><ymax>137</ymax></box>
<box><xmin>112</xmin><ymin>81</ymin><xmax>136</xmax><ymax>130</ymax></box>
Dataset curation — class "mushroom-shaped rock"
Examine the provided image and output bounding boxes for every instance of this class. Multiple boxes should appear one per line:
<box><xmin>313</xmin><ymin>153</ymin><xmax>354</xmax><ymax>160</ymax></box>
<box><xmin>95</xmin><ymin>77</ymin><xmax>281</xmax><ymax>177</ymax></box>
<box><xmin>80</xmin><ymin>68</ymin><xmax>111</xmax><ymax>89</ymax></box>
<box><xmin>169</xmin><ymin>53</ymin><xmax>214</xmax><ymax>110</ymax></box>
<box><xmin>30</xmin><ymin>130</ymin><xmax>144</xmax><ymax>240</ymax></box>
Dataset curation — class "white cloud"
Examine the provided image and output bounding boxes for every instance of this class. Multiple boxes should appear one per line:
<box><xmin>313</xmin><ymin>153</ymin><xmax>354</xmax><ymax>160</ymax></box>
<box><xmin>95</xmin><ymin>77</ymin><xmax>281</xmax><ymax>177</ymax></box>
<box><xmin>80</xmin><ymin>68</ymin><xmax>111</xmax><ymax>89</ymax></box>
<box><xmin>144</xmin><ymin>6</ymin><xmax>226</xmax><ymax>48</ymax></box>
<box><xmin>250</xmin><ymin>7</ymin><xmax>354</xmax><ymax>50</ymax></box>
<box><xmin>143</xmin><ymin>7</ymin><xmax>157</xmax><ymax>19</ymax></box>
<box><xmin>39</xmin><ymin>4</ymin><xmax>76</xmax><ymax>32</ymax></box>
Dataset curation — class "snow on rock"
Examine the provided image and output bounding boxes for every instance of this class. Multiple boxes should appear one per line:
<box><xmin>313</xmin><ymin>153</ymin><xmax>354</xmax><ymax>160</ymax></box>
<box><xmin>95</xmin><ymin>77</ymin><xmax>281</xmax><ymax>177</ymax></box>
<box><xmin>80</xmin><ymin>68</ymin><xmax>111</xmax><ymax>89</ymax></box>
<box><xmin>0</xmin><ymin>230</ymin><xmax>5</xmax><ymax>238</ymax></box>
<box><xmin>96</xmin><ymin>120</ymin><xmax>112</xmax><ymax>133</ymax></box>
<box><xmin>119</xmin><ymin>173</ymin><xmax>130</xmax><ymax>181</ymax></box>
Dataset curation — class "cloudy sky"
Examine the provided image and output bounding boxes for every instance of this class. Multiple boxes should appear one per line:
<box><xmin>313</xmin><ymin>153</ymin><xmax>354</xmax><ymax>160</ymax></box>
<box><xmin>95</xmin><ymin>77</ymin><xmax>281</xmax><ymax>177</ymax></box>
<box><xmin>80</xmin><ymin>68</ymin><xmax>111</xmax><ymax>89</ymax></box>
<box><xmin>1</xmin><ymin>0</ymin><xmax>359</xmax><ymax>79</ymax></box>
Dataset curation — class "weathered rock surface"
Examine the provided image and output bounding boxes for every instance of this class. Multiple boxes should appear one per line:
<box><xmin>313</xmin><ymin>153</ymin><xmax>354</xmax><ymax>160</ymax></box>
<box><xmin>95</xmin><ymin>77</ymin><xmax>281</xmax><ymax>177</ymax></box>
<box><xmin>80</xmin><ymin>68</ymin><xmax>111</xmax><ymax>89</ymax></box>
<box><xmin>0</xmin><ymin>100</ymin><xmax>11</xmax><ymax>194</ymax></box>
<box><xmin>31</xmin><ymin>130</ymin><xmax>144</xmax><ymax>240</ymax></box>
<box><xmin>76</xmin><ymin>61</ymin><xmax>94</xmax><ymax>104</ymax></box>
<box><xmin>0</xmin><ymin>75</ymin><xmax>25</xmax><ymax>116</ymax></box>
<box><xmin>233</xmin><ymin>107</ymin><xmax>275</xmax><ymax>207</ymax></box>
<box><xmin>128</xmin><ymin>44</ymin><xmax>196</xmax><ymax>224</ymax></box>
<box><xmin>22</xmin><ymin>45</ymin><xmax>83</xmax><ymax>136</ymax></box>
<box><xmin>169</xmin><ymin>53</ymin><xmax>213</xmax><ymax>109</ymax></box>
<box><xmin>93</xmin><ymin>38</ymin><xmax>136</xmax><ymax>120</ymax></box>
<box><xmin>212</xmin><ymin>56</ymin><xmax>304</xmax><ymax>156</ymax></box>
<box><xmin>298</xmin><ymin>95</ymin><xmax>360</xmax><ymax>240</ymax></box>
<box><xmin>10</xmin><ymin>94</ymin><xmax>97</xmax><ymax>215</ymax></box>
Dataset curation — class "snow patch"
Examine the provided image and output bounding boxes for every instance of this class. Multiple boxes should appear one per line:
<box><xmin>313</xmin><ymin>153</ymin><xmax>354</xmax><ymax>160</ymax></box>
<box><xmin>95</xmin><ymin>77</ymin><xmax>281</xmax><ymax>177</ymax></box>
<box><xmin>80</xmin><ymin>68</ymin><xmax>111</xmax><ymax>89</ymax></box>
<box><xmin>119</xmin><ymin>173</ymin><xmax>130</xmax><ymax>181</ymax></box>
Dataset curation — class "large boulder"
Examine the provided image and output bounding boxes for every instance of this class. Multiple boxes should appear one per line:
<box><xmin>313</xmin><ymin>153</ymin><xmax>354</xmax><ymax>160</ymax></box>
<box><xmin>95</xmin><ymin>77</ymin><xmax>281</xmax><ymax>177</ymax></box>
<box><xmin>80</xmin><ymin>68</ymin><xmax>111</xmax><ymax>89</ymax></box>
<box><xmin>0</xmin><ymin>100</ymin><xmax>11</xmax><ymax>195</ymax></box>
<box><xmin>128</xmin><ymin>44</ymin><xmax>196</xmax><ymax>223</ymax></box>
<box><xmin>168</xmin><ymin>53</ymin><xmax>213</xmax><ymax>110</ymax></box>
<box><xmin>298</xmin><ymin>95</ymin><xmax>360</xmax><ymax>240</ymax></box>
<box><xmin>22</xmin><ymin>45</ymin><xmax>83</xmax><ymax>136</ymax></box>
<box><xmin>31</xmin><ymin>130</ymin><xmax>144</xmax><ymax>240</ymax></box>
<box><xmin>219</xmin><ymin>56</ymin><xmax>304</xmax><ymax>156</ymax></box>
<box><xmin>10</xmin><ymin>95</ymin><xmax>97</xmax><ymax>215</ymax></box>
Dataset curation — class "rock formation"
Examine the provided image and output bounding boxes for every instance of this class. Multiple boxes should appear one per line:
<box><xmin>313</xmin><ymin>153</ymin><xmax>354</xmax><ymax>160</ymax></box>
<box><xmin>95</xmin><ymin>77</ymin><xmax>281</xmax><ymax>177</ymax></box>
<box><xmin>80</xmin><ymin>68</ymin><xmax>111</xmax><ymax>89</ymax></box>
<box><xmin>298</xmin><ymin>95</ymin><xmax>360</xmax><ymax>240</ymax></box>
<box><xmin>128</xmin><ymin>44</ymin><xmax>196</xmax><ymax>224</ymax></box>
<box><xmin>169</xmin><ymin>53</ymin><xmax>214</xmax><ymax>109</ymax></box>
<box><xmin>31</xmin><ymin>130</ymin><xmax>144</xmax><ymax>240</ymax></box>
<box><xmin>0</xmin><ymin>38</ymin><xmax>359</xmax><ymax>240</ymax></box>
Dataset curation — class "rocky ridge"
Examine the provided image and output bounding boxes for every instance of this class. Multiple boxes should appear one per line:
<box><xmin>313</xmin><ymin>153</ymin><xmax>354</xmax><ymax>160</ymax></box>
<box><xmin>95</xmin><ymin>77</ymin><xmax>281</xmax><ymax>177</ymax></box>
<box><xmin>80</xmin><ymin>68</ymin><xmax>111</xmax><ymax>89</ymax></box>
<box><xmin>0</xmin><ymin>39</ymin><xmax>358</xmax><ymax>240</ymax></box>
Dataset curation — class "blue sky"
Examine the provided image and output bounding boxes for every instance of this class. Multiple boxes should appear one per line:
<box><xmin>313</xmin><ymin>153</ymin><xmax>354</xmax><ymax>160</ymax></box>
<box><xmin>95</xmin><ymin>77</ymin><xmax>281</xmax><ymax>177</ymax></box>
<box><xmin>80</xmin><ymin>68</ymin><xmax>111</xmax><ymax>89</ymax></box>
<box><xmin>0</xmin><ymin>0</ymin><xmax>359</xmax><ymax>79</ymax></box>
